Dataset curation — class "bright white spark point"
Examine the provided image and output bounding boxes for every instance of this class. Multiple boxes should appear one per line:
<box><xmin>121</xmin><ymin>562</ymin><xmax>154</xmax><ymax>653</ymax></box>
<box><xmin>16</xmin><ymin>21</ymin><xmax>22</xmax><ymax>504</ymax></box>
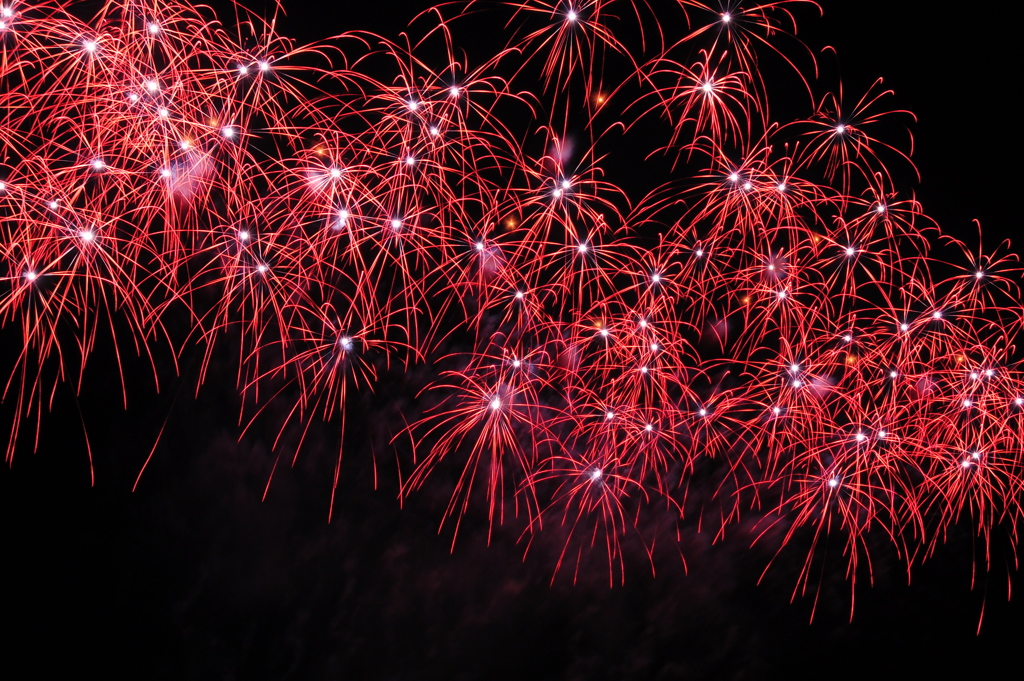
<box><xmin>159</xmin><ymin>168</ymin><xmax>171</xmax><ymax>178</ymax></box>
<box><xmin>828</xmin><ymin>477</ymin><xmax>839</xmax><ymax>488</ymax></box>
<box><xmin>567</xmin><ymin>10</ymin><xmax>578</xmax><ymax>22</ymax></box>
<box><xmin>698</xmin><ymin>408</ymin><xmax>707</xmax><ymax>417</ymax></box>
<box><xmin>512</xmin><ymin>359</ymin><xmax>521</xmax><ymax>368</ymax></box>
<box><xmin>976</xmin><ymin>270</ymin><xmax>985</xmax><ymax>279</ymax></box>
<box><xmin>0</xmin><ymin>182</ymin><xmax>6</xmax><ymax>192</ymax></box>
<box><xmin>179</xmin><ymin>140</ymin><xmax>190</xmax><ymax>150</ymax></box>
<box><xmin>972</xmin><ymin>451</ymin><xmax>981</xmax><ymax>459</ymax></box>
<box><xmin>222</xmin><ymin>127</ymin><xmax>235</xmax><ymax>138</ymax></box>
<box><xmin>606</xmin><ymin>411</ymin><xmax>614</xmax><ymax>420</ymax></box>
<box><xmin>932</xmin><ymin>310</ymin><xmax>943</xmax><ymax>320</ymax></box>
<box><xmin>890</xmin><ymin>370</ymin><xmax>898</xmax><ymax>379</ymax></box>
<box><xmin>729</xmin><ymin>173</ymin><xmax>739</xmax><ymax>182</ymax></box>
<box><xmin>553</xmin><ymin>188</ymin><xmax>563</xmax><ymax>198</ymax></box>
<box><xmin>449</xmin><ymin>86</ymin><xmax>459</xmax><ymax>97</ymax></box>
<box><xmin>855</xmin><ymin>432</ymin><xmax>866</xmax><ymax>442</ymax></box>
<box><xmin>695</xmin><ymin>248</ymin><xmax>704</xmax><ymax>257</ymax></box>
<box><xmin>743</xmin><ymin>182</ymin><xmax>752</xmax><ymax>191</ymax></box>
<box><xmin>24</xmin><ymin>271</ymin><xmax>37</xmax><ymax>282</ymax></box>
<box><xmin>515</xmin><ymin>290</ymin><xmax>524</xmax><ymax>299</ymax></box>
<box><xmin>339</xmin><ymin>337</ymin><xmax>353</xmax><ymax>351</ymax></box>
<box><xmin>650</xmin><ymin>342</ymin><xmax>659</xmax><ymax>351</ymax></box>
<box><xmin>577</xmin><ymin>242</ymin><xmax>588</xmax><ymax>254</ymax></box>
<box><xmin>80</xmin><ymin>230</ymin><xmax>94</xmax><ymax>242</ymax></box>
<box><xmin>561</xmin><ymin>179</ymin><xmax>571</xmax><ymax>190</ymax></box>
<box><xmin>876</xmin><ymin>203</ymin><xmax>886</xmax><ymax>213</ymax></box>
<box><xmin>157</xmin><ymin>108</ymin><xmax>169</xmax><ymax>117</ymax></box>
<box><xmin>792</xmin><ymin>380</ymin><xmax>802</xmax><ymax>388</ymax></box>
<box><xmin>259</xmin><ymin>61</ymin><xmax>269</xmax><ymax>72</ymax></box>
<box><xmin>767</xmin><ymin>264</ymin><xmax>775</xmax><ymax>271</ymax></box>
<box><xmin>1015</xmin><ymin>397</ymin><xmax>1023</xmax><ymax>407</ymax></box>
<box><xmin>238</xmin><ymin>230</ymin><xmax>249</xmax><ymax>241</ymax></box>
<box><xmin>639</xmin><ymin>319</ymin><xmax>647</xmax><ymax>328</ymax></box>
<box><xmin>145</xmin><ymin>80</ymin><xmax>158</xmax><ymax>92</ymax></box>
<box><xmin>48</xmin><ymin>201</ymin><xmax>58</xmax><ymax>210</ymax></box>
<box><xmin>128</xmin><ymin>93</ymin><xmax>139</xmax><ymax>103</ymax></box>
<box><xmin>1</xmin><ymin>7</ymin><xmax>11</xmax><ymax>18</ymax></box>
<box><xmin>702</xmin><ymin>82</ymin><xmax>713</xmax><ymax>93</ymax></box>
<box><xmin>148</xmin><ymin>22</ymin><xmax>159</xmax><ymax>34</ymax></box>
<box><xmin>257</xmin><ymin>264</ymin><xmax>268</xmax><ymax>274</ymax></box>
<box><xmin>590</xmin><ymin>468</ymin><xmax>602</xmax><ymax>481</ymax></box>
<box><xmin>645</xmin><ymin>423</ymin><xmax>654</xmax><ymax>432</ymax></box>
<box><xmin>390</xmin><ymin>218</ymin><xmax>402</xmax><ymax>230</ymax></box>
<box><xmin>985</xmin><ymin>369</ymin><xmax>995</xmax><ymax>378</ymax></box>
<box><xmin>878</xmin><ymin>430</ymin><xmax>888</xmax><ymax>439</ymax></box>
<box><xmin>790</xmin><ymin>363</ymin><xmax>800</xmax><ymax>373</ymax></box>
<box><xmin>970</xmin><ymin>372</ymin><xmax>979</xmax><ymax>380</ymax></box>
<box><xmin>330</xmin><ymin>168</ymin><xmax>342</xmax><ymax>179</ymax></box>
<box><xmin>772</xmin><ymin>406</ymin><xmax>782</xmax><ymax>416</ymax></box>
<box><xmin>962</xmin><ymin>459</ymin><xmax>973</xmax><ymax>469</ymax></box>
<box><xmin>84</xmin><ymin>40</ymin><xmax>97</xmax><ymax>53</ymax></box>
<box><xmin>900</xmin><ymin>323</ymin><xmax>909</xmax><ymax>332</ymax></box>
<box><xmin>599</xmin><ymin>327</ymin><xmax>609</xmax><ymax>337</ymax></box>
<box><xmin>835</xmin><ymin>124</ymin><xmax>846</xmax><ymax>134</ymax></box>
<box><xmin>963</xmin><ymin>399</ymin><xmax>973</xmax><ymax>408</ymax></box>
<box><xmin>651</xmin><ymin>273</ymin><xmax>661</xmax><ymax>284</ymax></box>
<box><xmin>407</xmin><ymin>100</ymin><xmax>419</xmax><ymax>111</ymax></box>
<box><xmin>777</xmin><ymin>290</ymin><xmax>787</xmax><ymax>299</ymax></box>
<box><xmin>429</xmin><ymin>126</ymin><xmax>439</xmax><ymax>136</ymax></box>
<box><xmin>843</xmin><ymin>335</ymin><xmax>852</xmax><ymax>343</ymax></box>
<box><xmin>777</xmin><ymin>183</ymin><xmax>786</xmax><ymax>192</ymax></box>
<box><xmin>238</xmin><ymin>65</ymin><xmax>248</xmax><ymax>76</ymax></box>
<box><xmin>845</xmin><ymin>246</ymin><xmax>856</xmax><ymax>256</ymax></box>
<box><xmin>721</xmin><ymin>12</ymin><xmax>731</xmax><ymax>23</ymax></box>
<box><xmin>490</xmin><ymin>397</ymin><xmax>502</xmax><ymax>410</ymax></box>
<box><xmin>91</xmin><ymin>159</ymin><xmax>105</xmax><ymax>170</ymax></box>
<box><xmin>640</xmin><ymin>366</ymin><xmax>648</xmax><ymax>374</ymax></box>
<box><xmin>475</xmin><ymin>241</ymin><xmax>485</xmax><ymax>252</ymax></box>
<box><xmin>405</xmin><ymin>155</ymin><xmax>416</xmax><ymax>166</ymax></box>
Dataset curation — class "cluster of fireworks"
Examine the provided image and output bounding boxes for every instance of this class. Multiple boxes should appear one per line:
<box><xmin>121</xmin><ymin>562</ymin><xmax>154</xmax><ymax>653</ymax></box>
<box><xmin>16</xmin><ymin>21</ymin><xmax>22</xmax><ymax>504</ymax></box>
<box><xmin>2</xmin><ymin>0</ymin><xmax>1022</xmax><ymax>596</ymax></box>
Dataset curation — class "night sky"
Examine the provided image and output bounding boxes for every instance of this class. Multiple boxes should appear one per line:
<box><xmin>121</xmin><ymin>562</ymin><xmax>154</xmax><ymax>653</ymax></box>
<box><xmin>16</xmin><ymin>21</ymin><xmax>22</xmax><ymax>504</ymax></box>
<box><xmin>2</xmin><ymin>1</ymin><xmax>1023</xmax><ymax>678</ymax></box>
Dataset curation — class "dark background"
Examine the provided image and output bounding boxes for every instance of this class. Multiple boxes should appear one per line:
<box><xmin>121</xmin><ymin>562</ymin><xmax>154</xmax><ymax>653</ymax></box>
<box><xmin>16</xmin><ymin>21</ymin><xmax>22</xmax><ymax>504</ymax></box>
<box><xmin>2</xmin><ymin>1</ymin><xmax>1022</xmax><ymax>678</ymax></box>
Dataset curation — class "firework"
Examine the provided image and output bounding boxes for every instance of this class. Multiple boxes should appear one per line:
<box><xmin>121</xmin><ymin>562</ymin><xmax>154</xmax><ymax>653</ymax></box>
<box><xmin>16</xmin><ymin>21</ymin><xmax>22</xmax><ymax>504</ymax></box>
<box><xmin>1</xmin><ymin>0</ymin><xmax>1021</xmax><ymax>602</ymax></box>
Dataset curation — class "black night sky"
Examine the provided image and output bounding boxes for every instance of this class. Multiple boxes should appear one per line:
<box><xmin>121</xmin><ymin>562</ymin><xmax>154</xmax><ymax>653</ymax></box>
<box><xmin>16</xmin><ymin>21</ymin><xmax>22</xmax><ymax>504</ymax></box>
<box><xmin>2</xmin><ymin>1</ymin><xmax>1023</xmax><ymax>678</ymax></box>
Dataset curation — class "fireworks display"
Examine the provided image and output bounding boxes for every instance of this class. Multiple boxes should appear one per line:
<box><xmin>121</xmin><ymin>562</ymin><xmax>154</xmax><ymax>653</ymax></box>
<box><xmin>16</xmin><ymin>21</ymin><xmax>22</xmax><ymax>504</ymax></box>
<box><xmin>2</xmin><ymin>0</ymin><xmax>1021</xmax><ymax>608</ymax></box>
